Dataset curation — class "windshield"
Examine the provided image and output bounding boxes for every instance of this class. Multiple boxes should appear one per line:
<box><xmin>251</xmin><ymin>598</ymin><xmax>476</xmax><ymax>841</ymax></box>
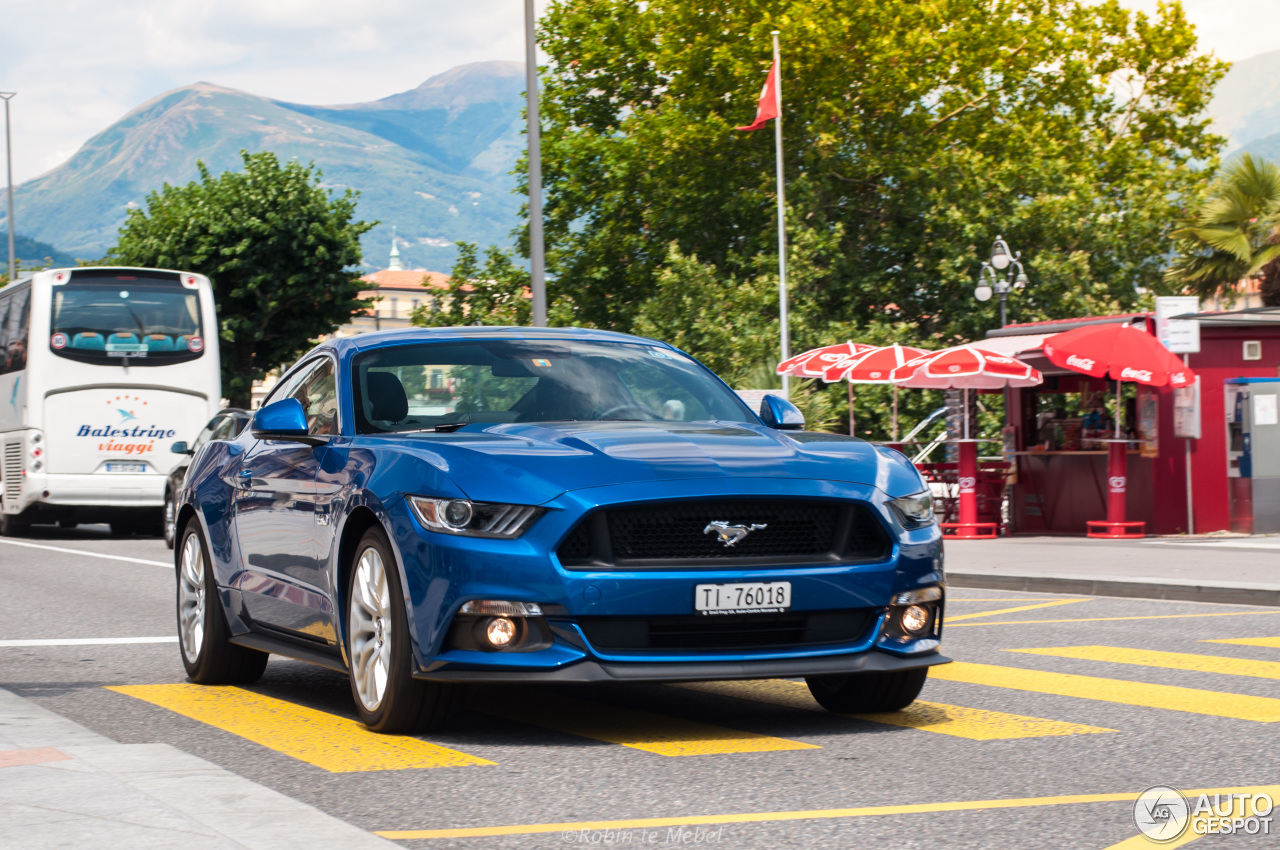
<box><xmin>352</xmin><ymin>339</ymin><xmax>754</xmax><ymax>433</ymax></box>
<box><xmin>50</xmin><ymin>272</ymin><xmax>204</xmax><ymax>365</ymax></box>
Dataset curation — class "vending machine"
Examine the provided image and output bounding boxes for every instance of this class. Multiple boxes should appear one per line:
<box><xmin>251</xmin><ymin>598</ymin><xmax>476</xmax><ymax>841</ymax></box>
<box><xmin>1225</xmin><ymin>378</ymin><xmax>1280</xmax><ymax>533</ymax></box>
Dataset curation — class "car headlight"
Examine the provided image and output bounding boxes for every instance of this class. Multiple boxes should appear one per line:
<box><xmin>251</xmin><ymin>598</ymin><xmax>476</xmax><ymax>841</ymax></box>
<box><xmin>889</xmin><ymin>491</ymin><xmax>935</xmax><ymax>526</ymax></box>
<box><xmin>407</xmin><ymin>496</ymin><xmax>544</xmax><ymax>538</ymax></box>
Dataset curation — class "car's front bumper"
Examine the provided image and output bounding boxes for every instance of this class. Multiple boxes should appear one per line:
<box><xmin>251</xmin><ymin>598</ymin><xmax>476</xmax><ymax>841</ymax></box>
<box><xmin>415</xmin><ymin>647</ymin><xmax>951</xmax><ymax>683</ymax></box>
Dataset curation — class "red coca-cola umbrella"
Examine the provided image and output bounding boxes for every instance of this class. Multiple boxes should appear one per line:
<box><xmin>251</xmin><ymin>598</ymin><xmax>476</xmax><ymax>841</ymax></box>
<box><xmin>820</xmin><ymin>344</ymin><xmax>930</xmax><ymax>440</ymax></box>
<box><xmin>822</xmin><ymin>344</ymin><xmax>929</xmax><ymax>383</ymax></box>
<box><xmin>1042</xmin><ymin>323</ymin><xmax>1194</xmax><ymax>388</ymax></box>
<box><xmin>1043</xmin><ymin>322</ymin><xmax>1198</xmax><ymax>539</ymax></box>
<box><xmin>891</xmin><ymin>346</ymin><xmax>1043</xmax><ymax>538</ymax></box>
<box><xmin>775</xmin><ymin>342</ymin><xmax>876</xmax><ymax>378</ymax></box>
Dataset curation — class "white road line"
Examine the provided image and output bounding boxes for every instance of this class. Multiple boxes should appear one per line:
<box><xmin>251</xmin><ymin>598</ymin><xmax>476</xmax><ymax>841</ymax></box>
<box><xmin>1142</xmin><ymin>539</ymin><xmax>1280</xmax><ymax>550</ymax></box>
<box><xmin>0</xmin><ymin>538</ymin><xmax>172</xmax><ymax>567</ymax></box>
<box><xmin>0</xmin><ymin>636</ymin><xmax>177</xmax><ymax>647</ymax></box>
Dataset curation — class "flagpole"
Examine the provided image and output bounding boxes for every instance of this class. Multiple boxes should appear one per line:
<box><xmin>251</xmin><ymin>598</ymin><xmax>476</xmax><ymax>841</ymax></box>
<box><xmin>772</xmin><ymin>30</ymin><xmax>790</xmax><ymax>399</ymax></box>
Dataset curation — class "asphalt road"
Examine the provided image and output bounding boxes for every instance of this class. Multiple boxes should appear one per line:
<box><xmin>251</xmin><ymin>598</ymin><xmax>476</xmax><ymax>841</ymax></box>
<box><xmin>3</xmin><ymin>526</ymin><xmax>1279</xmax><ymax>848</ymax></box>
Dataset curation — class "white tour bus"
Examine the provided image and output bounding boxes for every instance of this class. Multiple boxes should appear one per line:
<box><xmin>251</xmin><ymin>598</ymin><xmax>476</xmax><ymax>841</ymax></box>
<box><xmin>0</xmin><ymin>267</ymin><xmax>220</xmax><ymax>535</ymax></box>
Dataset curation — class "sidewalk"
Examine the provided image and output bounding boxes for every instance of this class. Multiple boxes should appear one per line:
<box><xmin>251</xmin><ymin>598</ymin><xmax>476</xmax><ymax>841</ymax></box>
<box><xmin>944</xmin><ymin>534</ymin><xmax>1280</xmax><ymax>606</ymax></box>
<box><xmin>0</xmin><ymin>687</ymin><xmax>395</xmax><ymax>850</ymax></box>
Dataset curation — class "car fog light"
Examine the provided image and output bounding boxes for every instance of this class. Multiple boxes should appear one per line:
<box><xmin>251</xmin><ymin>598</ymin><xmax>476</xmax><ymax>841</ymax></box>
<box><xmin>901</xmin><ymin>605</ymin><xmax>931</xmax><ymax>635</ymax></box>
<box><xmin>484</xmin><ymin>616</ymin><xmax>517</xmax><ymax>648</ymax></box>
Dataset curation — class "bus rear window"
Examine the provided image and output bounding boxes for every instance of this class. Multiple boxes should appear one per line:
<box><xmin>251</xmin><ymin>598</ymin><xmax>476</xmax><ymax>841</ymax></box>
<box><xmin>51</xmin><ymin>279</ymin><xmax>204</xmax><ymax>364</ymax></box>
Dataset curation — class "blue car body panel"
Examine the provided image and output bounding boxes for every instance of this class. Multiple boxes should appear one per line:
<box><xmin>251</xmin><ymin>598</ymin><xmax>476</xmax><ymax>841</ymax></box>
<box><xmin>179</xmin><ymin>327</ymin><xmax>947</xmax><ymax>683</ymax></box>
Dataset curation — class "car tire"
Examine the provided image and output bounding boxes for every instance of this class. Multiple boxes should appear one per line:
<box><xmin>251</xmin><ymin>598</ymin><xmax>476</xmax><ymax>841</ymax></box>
<box><xmin>345</xmin><ymin>527</ymin><xmax>461</xmax><ymax>734</ymax></box>
<box><xmin>805</xmin><ymin>668</ymin><xmax>929</xmax><ymax>713</ymax></box>
<box><xmin>176</xmin><ymin>519</ymin><xmax>269</xmax><ymax>685</ymax></box>
<box><xmin>163</xmin><ymin>490</ymin><xmax>177</xmax><ymax>549</ymax></box>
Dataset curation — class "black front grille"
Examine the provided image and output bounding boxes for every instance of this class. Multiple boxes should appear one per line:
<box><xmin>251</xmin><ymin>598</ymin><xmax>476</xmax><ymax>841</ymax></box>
<box><xmin>557</xmin><ymin>499</ymin><xmax>889</xmax><ymax>569</ymax></box>
<box><xmin>576</xmin><ymin>609</ymin><xmax>877</xmax><ymax>653</ymax></box>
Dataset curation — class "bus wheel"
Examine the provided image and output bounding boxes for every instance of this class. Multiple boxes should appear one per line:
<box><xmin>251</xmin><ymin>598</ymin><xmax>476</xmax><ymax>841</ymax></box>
<box><xmin>0</xmin><ymin>513</ymin><xmax>30</xmax><ymax>537</ymax></box>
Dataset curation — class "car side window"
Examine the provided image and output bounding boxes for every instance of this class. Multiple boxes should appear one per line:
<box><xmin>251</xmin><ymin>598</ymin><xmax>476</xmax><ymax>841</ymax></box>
<box><xmin>209</xmin><ymin>415</ymin><xmax>238</xmax><ymax>442</ymax></box>
<box><xmin>291</xmin><ymin>359</ymin><xmax>338</xmax><ymax>436</ymax></box>
<box><xmin>190</xmin><ymin>417</ymin><xmax>221</xmax><ymax>453</ymax></box>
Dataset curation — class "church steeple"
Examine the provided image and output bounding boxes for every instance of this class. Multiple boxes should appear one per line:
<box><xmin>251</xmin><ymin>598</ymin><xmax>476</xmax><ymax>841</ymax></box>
<box><xmin>388</xmin><ymin>226</ymin><xmax>403</xmax><ymax>271</ymax></box>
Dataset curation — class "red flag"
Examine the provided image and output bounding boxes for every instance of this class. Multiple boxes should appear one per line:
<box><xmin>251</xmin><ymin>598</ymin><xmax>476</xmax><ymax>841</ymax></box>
<box><xmin>735</xmin><ymin>60</ymin><xmax>779</xmax><ymax>131</ymax></box>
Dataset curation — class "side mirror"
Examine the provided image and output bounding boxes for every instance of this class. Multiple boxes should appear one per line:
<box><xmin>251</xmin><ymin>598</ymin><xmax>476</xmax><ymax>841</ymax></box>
<box><xmin>759</xmin><ymin>394</ymin><xmax>805</xmax><ymax>430</ymax></box>
<box><xmin>251</xmin><ymin>398</ymin><xmax>325</xmax><ymax>446</ymax></box>
<box><xmin>171</xmin><ymin>441</ymin><xmax>191</xmax><ymax>455</ymax></box>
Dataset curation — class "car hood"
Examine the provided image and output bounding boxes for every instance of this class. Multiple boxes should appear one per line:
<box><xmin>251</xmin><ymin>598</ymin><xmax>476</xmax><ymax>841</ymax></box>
<box><xmin>384</xmin><ymin>421</ymin><xmax>926</xmax><ymax>505</ymax></box>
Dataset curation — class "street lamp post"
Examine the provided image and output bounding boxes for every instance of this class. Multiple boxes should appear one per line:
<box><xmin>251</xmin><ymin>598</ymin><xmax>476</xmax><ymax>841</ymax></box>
<box><xmin>2</xmin><ymin>92</ymin><xmax>14</xmax><ymax>286</ymax></box>
<box><xmin>973</xmin><ymin>234</ymin><xmax>1029</xmax><ymax>327</ymax></box>
<box><xmin>523</xmin><ymin>0</ymin><xmax>547</xmax><ymax>327</ymax></box>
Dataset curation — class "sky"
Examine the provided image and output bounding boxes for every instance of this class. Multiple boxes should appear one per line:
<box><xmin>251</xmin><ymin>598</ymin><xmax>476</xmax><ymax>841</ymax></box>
<box><xmin>1</xmin><ymin>0</ymin><xmax>1277</xmax><ymax>187</ymax></box>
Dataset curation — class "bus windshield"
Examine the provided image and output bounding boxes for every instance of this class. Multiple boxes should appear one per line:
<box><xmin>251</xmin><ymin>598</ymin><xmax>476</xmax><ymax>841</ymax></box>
<box><xmin>50</xmin><ymin>272</ymin><xmax>205</xmax><ymax>364</ymax></box>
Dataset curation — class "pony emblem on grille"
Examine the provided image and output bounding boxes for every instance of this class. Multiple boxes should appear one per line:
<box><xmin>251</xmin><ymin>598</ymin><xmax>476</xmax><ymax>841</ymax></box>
<box><xmin>703</xmin><ymin>521</ymin><xmax>768</xmax><ymax>547</ymax></box>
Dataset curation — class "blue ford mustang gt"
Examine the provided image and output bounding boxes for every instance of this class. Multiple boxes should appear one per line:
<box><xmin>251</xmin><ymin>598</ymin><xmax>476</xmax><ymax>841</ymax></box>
<box><xmin>175</xmin><ymin>327</ymin><xmax>948</xmax><ymax>733</ymax></box>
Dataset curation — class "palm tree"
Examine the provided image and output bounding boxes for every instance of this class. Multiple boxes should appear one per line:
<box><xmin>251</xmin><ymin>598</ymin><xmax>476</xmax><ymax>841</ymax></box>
<box><xmin>1167</xmin><ymin>153</ymin><xmax>1280</xmax><ymax>306</ymax></box>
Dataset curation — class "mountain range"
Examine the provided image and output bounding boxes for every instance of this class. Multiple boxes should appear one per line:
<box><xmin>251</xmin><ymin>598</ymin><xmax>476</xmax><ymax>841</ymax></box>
<box><xmin>3</xmin><ymin>61</ymin><xmax>527</xmax><ymax>272</ymax></box>
<box><xmin>1210</xmin><ymin>49</ymin><xmax>1280</xmax><ymax>162</ymax></box>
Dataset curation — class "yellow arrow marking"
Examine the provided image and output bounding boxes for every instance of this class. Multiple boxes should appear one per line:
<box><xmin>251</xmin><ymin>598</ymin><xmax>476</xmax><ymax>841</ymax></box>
<box><xmin>108</xmin><ymin>684</ymin><xmax>493</xmax><ymax>772</ymax></box>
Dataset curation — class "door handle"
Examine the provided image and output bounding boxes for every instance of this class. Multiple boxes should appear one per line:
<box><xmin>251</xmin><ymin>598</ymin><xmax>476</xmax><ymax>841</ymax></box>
<box><xmin>237</xmin><ymin>469</ymin><xmax>254</xmax><ymax>488</ymax></box>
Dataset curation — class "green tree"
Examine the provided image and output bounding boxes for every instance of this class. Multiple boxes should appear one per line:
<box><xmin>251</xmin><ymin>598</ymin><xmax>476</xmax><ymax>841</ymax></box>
<box><xmin>527</xmin><ymin>0</ymin><xmax>1221</xmax><ymax>411</ymax></box>
<box><xmin>1167</xmin><ymin>153</ymin><xmax>1280</xmax><ymax>306</ymax></box>
<box><xmin>110</xmin><ymin>151</ymin><xmax>374</xmax><ymax>407</ymax></box>
<box><xmin>410</xmin><ymin>242</ymin><xmax>533</xmax><ymax>328</ymax></box>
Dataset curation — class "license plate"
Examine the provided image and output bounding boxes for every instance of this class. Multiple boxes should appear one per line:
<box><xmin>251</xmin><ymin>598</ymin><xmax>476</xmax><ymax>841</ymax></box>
<box><xmin>695</xmin><ymin>581</ymin><xmax>791</xmax><ymax>615</ymax></box>
<box><xmin>104</xmin><ymin>462</ymin><xmax>146</xmax><ymax>473</ymax></box>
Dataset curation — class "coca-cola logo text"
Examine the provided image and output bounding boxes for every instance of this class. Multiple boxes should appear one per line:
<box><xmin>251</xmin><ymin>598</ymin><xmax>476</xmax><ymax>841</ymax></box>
<box><xmin>1066</xmin><ymin>355</ymin><xmax>1096</xmax><ymax>370</ymax></box>
<box><xmin>1120</xmin><ymin>367</ymin><xmax>1153</xmax><ymax>381</ymax></box>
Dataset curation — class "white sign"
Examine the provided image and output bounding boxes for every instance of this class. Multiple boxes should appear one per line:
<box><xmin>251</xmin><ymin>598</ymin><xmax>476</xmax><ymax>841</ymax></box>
<box><xmin>1155</xmin><ymin>296</ymin><xmax>1201</xmax><ymax>353</ymax></box>
<box><xmin>734</xmin><ymin>389</ymin><xmax>776</xmax><ymax>412</ymax></box>
<box><xmin>1254</xmin><ymin>393</ymin><xmax>1279</xmax><ymax>426</ymax></box>
<box><xmin>1173</xmin><ymin>378</ymin><xmax>1201</xmax><ymax>439</ymax></box>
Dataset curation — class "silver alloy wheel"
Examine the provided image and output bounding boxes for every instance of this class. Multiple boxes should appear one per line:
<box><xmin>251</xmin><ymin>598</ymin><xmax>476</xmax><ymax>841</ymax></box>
<box><xmin>178</xmin><ymin>532</ymin><xmax>205</xmax><ymax>664</ymax></box>
<box><xmin>349</xmin><ymin>545</ymin><xmax>393</xmax><ymax>712</ymax></box>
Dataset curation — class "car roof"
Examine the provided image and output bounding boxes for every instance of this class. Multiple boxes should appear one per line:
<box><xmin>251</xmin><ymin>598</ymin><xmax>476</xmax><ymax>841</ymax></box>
<box><xmin>319</xmin><ymin>326</ymin><xmax>674</xmax><ymax>356</ymax></box>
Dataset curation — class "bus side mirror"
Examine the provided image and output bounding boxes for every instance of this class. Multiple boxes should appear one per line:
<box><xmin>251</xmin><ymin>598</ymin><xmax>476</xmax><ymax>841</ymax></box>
<box><xmin>171</xmin><ymin>441</ymin><xmax>191</xmax><ymax>455</ymax></box>
<box><xmin>251</xmin><ymin>398</ymin><xmax>325</xmax><ymax>446</ymax></box>
<box><xmin>759</xmin><ymin>394</ymin><xmax>805</xmax><ymax>430</ymax></box>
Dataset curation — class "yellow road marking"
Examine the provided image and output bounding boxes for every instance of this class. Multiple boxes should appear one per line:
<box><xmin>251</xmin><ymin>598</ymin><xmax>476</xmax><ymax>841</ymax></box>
<box><xmin>1205</xmin><ymin>636</ymin><xmax>1280</xmax><ymax>649</ymax></box>
<box><xmin>1102</xmin><ymin>787</ymin><xmax>1280</xmax><ymax>849</ymax></box>
<box><xmin>480</xmin><ymin>690</ymin><xmax>817</xmax><ymax>757</ymax></box>
<box><xmin>946</xmin><ymin>599</ymin><xmax>1090</xmax><ymax>622</ymax></box>
<box><xmin>1009</xmin><ymin>645</ymin><xmax>1280</xmax><ymax>681</ymax></box>
<box><xmin>678</xmin><ymin>679</ymin><xmax>1115</xmax><ymax>740</ymax></box>
<box><xmin>929</xmin><ymin>662</ymin><xmax>1280</xmax><ymax>721</ymax></box>
<box><xmin>949</xmin><ymin>610</ymin><xmax>1280</xmax><ymax>627</ymax></box>
<box><xmin>108</xmin><ymin>684</ymin><xmax>493</xmax><ymax>772</ymax></box>
<box><xmin>375</xmin><ymin>784</ymin><xmax>1280</xmax><ymax>840</ymax></box>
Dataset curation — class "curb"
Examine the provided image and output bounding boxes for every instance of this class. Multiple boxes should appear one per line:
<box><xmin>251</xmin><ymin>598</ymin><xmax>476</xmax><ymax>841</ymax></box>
<box><xmin>948</xmin><ymin>572</ymin><xmax>1280</xmax><ymax>608</ymax></box>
